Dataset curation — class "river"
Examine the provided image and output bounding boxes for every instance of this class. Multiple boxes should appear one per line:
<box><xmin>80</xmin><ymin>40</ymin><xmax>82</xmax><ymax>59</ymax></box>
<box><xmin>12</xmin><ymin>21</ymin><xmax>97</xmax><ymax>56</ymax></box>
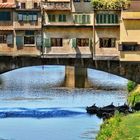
<box><xmin>0</xmin><ymin>66</ymin><xmax>128</xmax><ymax>140</ymax></box>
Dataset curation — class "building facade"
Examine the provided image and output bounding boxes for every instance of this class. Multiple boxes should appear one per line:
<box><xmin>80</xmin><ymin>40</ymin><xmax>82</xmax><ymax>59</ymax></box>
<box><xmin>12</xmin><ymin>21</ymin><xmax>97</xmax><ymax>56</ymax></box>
<box><xmin>0</xmin><ymin>0</ymin><xmax>140</xmax><ymax>61</ymax></box>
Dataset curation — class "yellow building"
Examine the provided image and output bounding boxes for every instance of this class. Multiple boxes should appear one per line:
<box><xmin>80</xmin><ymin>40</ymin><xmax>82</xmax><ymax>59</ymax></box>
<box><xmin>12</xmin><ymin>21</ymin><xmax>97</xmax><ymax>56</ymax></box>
<box><xmin>120</xmin><ymin>1</ymin><xmax>140</xmax><ymax>61</ymax></box>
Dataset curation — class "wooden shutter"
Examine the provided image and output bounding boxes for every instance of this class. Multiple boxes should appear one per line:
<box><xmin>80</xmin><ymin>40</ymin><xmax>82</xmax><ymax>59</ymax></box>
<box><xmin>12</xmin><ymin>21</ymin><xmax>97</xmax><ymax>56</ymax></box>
<box><xmin>72</xmin><ymin>38</ymin><xmax>77</xmax><ymax>48</ymax></box>
<box><xmin>96</xmin><ymin>14</ymin><xmax>99</xmax><ymax>24</ymax></box>
<box><xmin>16</xmin><ymin>36</ymin><xmax>23</xmax><ymax>47</ymax></box>
<box><xmin>18</xmin><ymin>13</ymin><xmax>23</xmax><ymax>21</ymax></box>
<box><xmin>86</xmin><ymin>15</ymin><xmax>90</xmax><ymax>24</ymax></box>
<box><xmin>7</xmin><ymin>34</ymin><xmax>13</xmax><ymax>45</ymax></box>
<box><xmin>43</xmin><ymin>38</ymin><xmax>51</xmax><ymax>48</ymax></box>
<box><xmin>115</xmin><ymin>14</ymin><xmax>118</xmax><ymax>23</ymax></box>
<box><xmin>82</xmin><ymin>15</ymin><xmax>86</xmax><ymax>24</ymax></box>
<box><xmin>79</xmin><ymin>15</ymin><xmax>82</xmax><ymax>24</ymax></box>
<box><xmin>36</xmin><ymin>35</ymin><xmax>42</xmax><ymax>47</ymax></box>
<box><xmin>74</xmin><ymin>15</ymin><xmax>78</xmax><ymax>23</ymax></box>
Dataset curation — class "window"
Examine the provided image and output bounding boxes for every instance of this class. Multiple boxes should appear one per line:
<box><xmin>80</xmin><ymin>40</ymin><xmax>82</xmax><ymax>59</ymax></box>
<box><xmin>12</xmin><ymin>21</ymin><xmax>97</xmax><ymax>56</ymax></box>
<box><xmin>0</xmin><ymin>35</ymin><xmax>7</xmax><ymax>43</ymax></box>
<box><xmin>96</xmin><ymin>14</ymin><xmax>118</xmax><ymax>24</ymax></box>
<box><xmin>73</xmin><ymin>0</ymin><xmax>80</xmax><ymax>2</ymax></box>
<box><xmin>34</xmin><ymin>2</ymin><xmax>38</xmax><ymax>8</ymax></box>
<box><xmin>51</xmin><ymin>38</ymin><xmax>62</xmax><ymax>47</ymax></box>
<box><xmin>99</xmin><ymin>38</ymin><xmax>116</xmax><ymax>48</ymax></box>
<box><xmin>0</xmin><ymin>12</ymin><xmax>11</xmax><ymax>21</ymax></box>
<box><xmin>48</xmin><ymin>14</ymin><xmax>56</xmax><ymax>22</ymax></box>
<box><xmin>74</xmin><ymin>15</ymin><xmax>90</xmax><ymax>24</ymax></box>
<box><xmin>59</xmin><ymin>15</ymin><xmax>66</xmax><ymax>22</ymax></box>
<box><xmin>24</xmin><ymin>31</ymin><xmax>35</xmax><ymax>45</ymax></box>
<box><xmin>18</xmin><ymin>13</ymin><xmax>38</xmax><ymax>22</ymax></box>
<box><xmin>77</xmin><ymin>38</ymin><xmax>89</xmax><ymax>47</ymax></box>
<box><xmin>21</xmin><ymin>3</ymin><xmax>26</xmax><ymax>9</ymax></box>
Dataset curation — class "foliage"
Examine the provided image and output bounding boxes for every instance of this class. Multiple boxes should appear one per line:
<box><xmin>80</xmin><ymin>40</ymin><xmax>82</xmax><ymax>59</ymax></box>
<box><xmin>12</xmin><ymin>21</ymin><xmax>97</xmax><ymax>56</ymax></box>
<box><xmin>96</xmin><ymin>111</ymin><xmax>123</xmax><ymax>140</ymax></box>
<box><xmin>128</xmin><ymin>91</ymin><xmax>140</xmax><ymax>106</ymax></box>
<box><xmin>96</xmin><ymin>112</ymin><xmax>140</xmax><ymax>140</ymax></box>
<box><xmin>127</xmin><ymin>80</ymin><xmax>137</xmax><ymax>92</ymax></box>
<box><xmin>91</xmin><ymin>0</ymin><xmax>130</xmax><ymax>10</ymax></box>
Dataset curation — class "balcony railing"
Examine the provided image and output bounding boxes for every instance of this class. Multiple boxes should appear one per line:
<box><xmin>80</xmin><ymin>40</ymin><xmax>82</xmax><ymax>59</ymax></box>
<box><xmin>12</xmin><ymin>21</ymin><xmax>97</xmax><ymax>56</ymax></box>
<box><xmin>43</xmin><ymin>2</ymin><xmax>71</xmax><ymax>11</ymax></box>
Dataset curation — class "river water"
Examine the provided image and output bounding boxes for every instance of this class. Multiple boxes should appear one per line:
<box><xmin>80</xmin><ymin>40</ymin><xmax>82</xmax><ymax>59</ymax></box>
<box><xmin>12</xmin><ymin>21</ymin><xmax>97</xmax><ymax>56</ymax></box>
<box><xmin>0</xmin><ymin>66</ymin><xmax>128</xmax><ymax>140</ymax></box>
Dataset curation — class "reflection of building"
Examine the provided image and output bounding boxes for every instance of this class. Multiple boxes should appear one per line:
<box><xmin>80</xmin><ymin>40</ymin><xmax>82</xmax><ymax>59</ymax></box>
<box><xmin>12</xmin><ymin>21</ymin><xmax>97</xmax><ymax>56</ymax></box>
<box><xmin>42</xmin><ymin>0</ymin><xmax>93</xmax><ymax>58</ymax></box>
<box><xmin>0</xmin><ymin>0</ymin><xmax>140</xmax><ymax>61</ymax></box>
<box><xmin>0</xmin><ymin>0</ymin><xmax>15</xmax><ymax>54</ymax></box>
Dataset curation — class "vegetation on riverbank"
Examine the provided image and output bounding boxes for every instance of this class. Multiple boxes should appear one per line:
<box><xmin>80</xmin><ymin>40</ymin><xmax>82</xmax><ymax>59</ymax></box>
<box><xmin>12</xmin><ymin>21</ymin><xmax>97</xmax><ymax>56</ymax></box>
<box><xmin>96</xmin><ymin>82</ymin><xmax>140</xmax><ymax>140</ymax></box>
<box><xmin>128</xmin><ymin>84</ymin><xmax>140</xmax><ymax>106</ymax></box>
<box><xmin>96</xmin><ymin>112</ymin><xmax>140</xmax><ymax>140</ymax></box>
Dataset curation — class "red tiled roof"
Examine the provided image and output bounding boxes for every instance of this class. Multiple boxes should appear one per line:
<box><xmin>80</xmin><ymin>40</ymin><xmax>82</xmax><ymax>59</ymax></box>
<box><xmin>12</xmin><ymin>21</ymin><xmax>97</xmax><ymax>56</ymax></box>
<box><xmin>0</xmin><ymin>3</ymin><xmax>16</xmax><ymax>8</ymax></box>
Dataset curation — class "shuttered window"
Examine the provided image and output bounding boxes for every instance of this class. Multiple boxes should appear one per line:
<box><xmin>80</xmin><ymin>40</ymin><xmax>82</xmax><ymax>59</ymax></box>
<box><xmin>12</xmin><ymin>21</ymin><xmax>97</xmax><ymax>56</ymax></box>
<box><xmin>48</xmin><ymin>14</ymin><xmax>56</xmax><ymax>22</ymax></box>
<box><xmin>77</xmin><ymin>38</ymin><xmax>89</xmax><ymax>47</ymax></box>
<box><xmin>74</xmin><ymin>14</ymin><xmax>90</xmax><ymax>24</ymax></box>
<box><xmin>51</xmin><ymin>38</ymin><xmax>62</xmax><ymax>47</ymax></box>
<box><xmin>17</xmin><ymin>12</ymin><xmax>38</xmax><ymax>22</ymax></box>
<box><xmin>96</xmin><ymin>14</ymin><xmax>118</xmax><ymax>24</ymax></box>
<box><xmin>0</xmin><ymin>35</ymin><xmax>7</xmax><ymax>43</ymax></box>
<box><xmin>99</xmin><ymin>38</ymin><xmax>116</xmax><ymax>48</ymax></box>
<box><xmin>59</xmin><ymin>15</ymin><xmax>66</xmax><ymax>22</ymax></box>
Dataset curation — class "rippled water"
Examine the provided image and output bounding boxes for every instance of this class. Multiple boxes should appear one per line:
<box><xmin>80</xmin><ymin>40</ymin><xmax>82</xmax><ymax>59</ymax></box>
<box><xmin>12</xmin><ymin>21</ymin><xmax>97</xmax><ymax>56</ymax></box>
<box><xmin>0</xmin><ymin>66</ymin><xmax>128</xmax><ymax>140</ymax></box>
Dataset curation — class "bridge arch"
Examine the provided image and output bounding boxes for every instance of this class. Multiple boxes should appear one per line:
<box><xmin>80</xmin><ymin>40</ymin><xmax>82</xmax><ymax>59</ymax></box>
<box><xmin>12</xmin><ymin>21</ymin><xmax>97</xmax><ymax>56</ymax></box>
<box><xmin>0</xmin><ymin>56</ymin><xmax>140</xmax><ymax>83</ymax></box>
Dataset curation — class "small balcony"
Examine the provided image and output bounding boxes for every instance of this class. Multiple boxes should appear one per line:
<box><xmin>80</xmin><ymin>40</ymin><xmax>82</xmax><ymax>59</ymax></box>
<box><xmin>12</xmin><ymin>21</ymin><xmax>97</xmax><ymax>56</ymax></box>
<box><xmin>43</xmin><ymin>2</ymin><xmax>71</xmax><ymax>11</ymax></box>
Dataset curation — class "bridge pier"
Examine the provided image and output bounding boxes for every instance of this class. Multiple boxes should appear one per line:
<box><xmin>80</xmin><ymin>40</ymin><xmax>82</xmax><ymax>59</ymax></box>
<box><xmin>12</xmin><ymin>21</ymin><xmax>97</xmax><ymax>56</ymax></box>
<box><xmin>64</xmin><ymin>66</ymin><xmax>90</xmax><ymax>88</ymax></box>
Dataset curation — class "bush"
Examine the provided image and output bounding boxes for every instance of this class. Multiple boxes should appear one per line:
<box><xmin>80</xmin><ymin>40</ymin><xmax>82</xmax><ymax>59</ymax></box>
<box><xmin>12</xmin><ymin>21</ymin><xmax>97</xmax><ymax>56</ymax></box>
<box><xmin>127</xmin><ymin>80</ymin><xmax>137</xmax><ymax>92</ymax></box>
<box><xmin>91</xmin><ymin>0</ymin><xmax>130</xmax><ymax>10</ymax></box>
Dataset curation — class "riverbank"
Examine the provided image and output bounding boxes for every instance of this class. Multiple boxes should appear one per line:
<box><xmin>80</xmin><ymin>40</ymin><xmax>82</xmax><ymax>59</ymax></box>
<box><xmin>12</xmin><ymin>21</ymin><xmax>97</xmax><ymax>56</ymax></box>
<box><xmin>96</xmin><ymin>84</ymin><xmax>140</xmax><ymax>140</ymax></box>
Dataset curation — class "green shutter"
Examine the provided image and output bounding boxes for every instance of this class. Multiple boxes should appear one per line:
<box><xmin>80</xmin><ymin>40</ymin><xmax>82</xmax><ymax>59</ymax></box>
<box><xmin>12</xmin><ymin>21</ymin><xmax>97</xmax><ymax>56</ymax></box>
<box><xmin>86</xmin><ymin>15</ymin><xmax>90</xmax><ymax>24</ymax></box>
<box><xmin>75</xmin><ymin>15</ymin><xmax>78</xmax><ymax>23</ymax></box>
<box><xmin>7</xmin><ymin>34</ymin><xmax>13</xmax><ymax>45</ymax></box>
<box><xmin>111</xmin><ymin>14</ymin><xmax>115</xmax><ymax>23</ymax></box>
<box><xmin>72</xmin><ymin>38</ymin><xmax>77</xmax><ymax>48</ymax></box>
<box><xmin>100</xmin><ymin>14</ymin><xmax>103</xmax><ymax>24</ymax></box>
<box><xmin>115</xmin><ymin>14</ymin><xmax>118</xmax><ymax>23</ymax></box>
<box><xmin>82</xmin><ymin>15</ymin><xmax>86</xmax><ymax>24</ymax></box>
<box><xmin>63</xmin><ymin>15</ymin><xmax>66</xmax><ymax>22</ymax></box>
<box><xmin>43</xmin><ymin>38</ymin><xmax>51</xmax><ymax>48</ymax></box>
<box><xmin>59</xmin><ymin>15</ymin><xmax>62</xmax><ymax>22</ymax></box>
<box><xmin>108</xmin><ymin>14</ymin><xmax>111</xmax><ymax>24</ymax></box>
<box><xmin>79</xmin><ymin>15</ymin><xmax>82</xmax><ymax>24</ymax></box>
<box><xmin>36</xmin><ymin>35</ymin><xmax>42</xmax><ymax>47</ymax></box>
<box><xmin>96</xmin><ymin>14</ymin><xmax>99</xmax><ymax>24</ymax></box>
<box><xmin>16</xmin><ymin>36</ymin><xmax>23</xmax><ymax>47</ymax></box>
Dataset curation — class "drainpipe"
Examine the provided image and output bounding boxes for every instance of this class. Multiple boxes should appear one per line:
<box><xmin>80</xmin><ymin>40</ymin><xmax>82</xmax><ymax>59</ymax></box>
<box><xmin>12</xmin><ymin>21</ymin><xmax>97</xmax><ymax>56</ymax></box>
<box><xmin>93</xmin><ymin>10</ymin><xmax>96</xmax><ymax>60</ymax></box>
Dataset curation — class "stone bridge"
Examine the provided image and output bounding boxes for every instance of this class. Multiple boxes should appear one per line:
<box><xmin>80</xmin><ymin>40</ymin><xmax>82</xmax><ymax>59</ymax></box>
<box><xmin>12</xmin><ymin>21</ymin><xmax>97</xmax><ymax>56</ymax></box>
<box><xmin>0</xmin><ymin>56</ymin><xmax>140</xmax><ymax>87</ymax></box>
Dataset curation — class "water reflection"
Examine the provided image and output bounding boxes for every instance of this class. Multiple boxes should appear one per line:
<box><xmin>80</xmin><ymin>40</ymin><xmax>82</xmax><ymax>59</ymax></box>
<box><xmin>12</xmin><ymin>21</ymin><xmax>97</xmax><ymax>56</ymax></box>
<box><xmin>0</xmin><ymin>66</ymin><xmax>128</xmax><ymax>140</ymax></box>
